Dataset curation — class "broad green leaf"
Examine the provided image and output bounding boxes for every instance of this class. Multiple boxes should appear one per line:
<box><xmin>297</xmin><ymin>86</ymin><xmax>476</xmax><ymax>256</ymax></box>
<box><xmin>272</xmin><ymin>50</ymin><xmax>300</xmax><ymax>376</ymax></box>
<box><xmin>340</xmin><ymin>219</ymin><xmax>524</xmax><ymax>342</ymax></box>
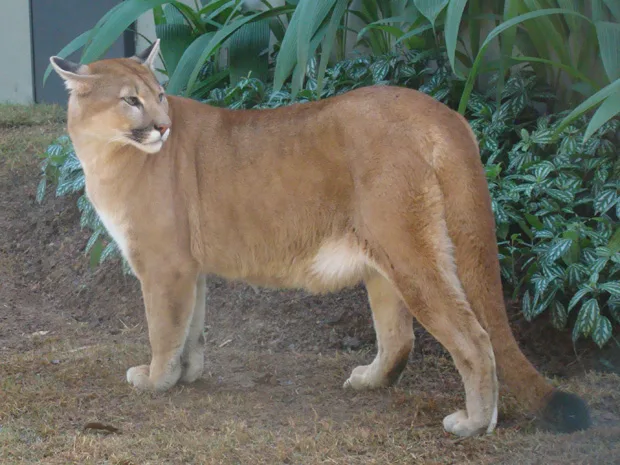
<box><xmin>189</xmin><ymin>69</ymin><xmax>229</xmax><ymax>99</ymax></box>
<box><xmin>496</xmin><ymin>0</ymin><xmax>520</xmax><ymax>102</ymax></box>
<box><xmin>524</xmin><ymin>213</ymin><xmax>544</xmax><ymax>230</ymax></box>
<box><xmin>557</xmin><ymin>0</ymin><xmax>582</xmax><ymax>33</ymax></box>
<box><xmin>592</xmin><ymin>315</ymin><xmax>612</xmax><ymax>348</ymax></box>
<box><xmin>532</xmin><ymin>288</ymin><xmax>558</xmax><ymax>319</ymax></box>
<box><xmin>458</xmin><ymin>8</ymin><xmax>592</xmax><ymax>114</ymax></box>
<box><xmin>81</xmin><ymin>0</ymin><xmax>182</xmax><ymax>64</ymax></box>
<box><xmin>199</xmin><ymin>0</ymin><xmax>235</xmax><ymax>18</ymax></box>
<box><xmin>85</xmin><ymin>229</ymin><xmax>102</xmax><ymax>253</ymax></box>
<box><xmin>229</xmin><ymin>19</ymin><xmax>271</xmax><ymax>84</ymax></box>
<box><xmin>566</xmin><ymin>263</ymin><xmax>588</xmax><ymax>286</ymax></box>
<box><xmin>36</xmin><ymin>178</ymin><xmax>47</xmax><ymax>203</ymax></box>
<box><xmin>546</xmin><ymin>188</ymin><xmax>574</xmax><ymax>204</ymax></box>
<box><xmin>603</xmin><ymin>0</ymin><xmax>620</xmax><ymax>22</ymax></box>
<box><xmin>414</xmin><ymin>0</ymin><xmax>449</xmax><ymax>30</ymax></box>
<box><xmin>317</xmin><ymin>0</ymin><xmax>349</xmax><ymax>95</ymax></box>
<box><xmin>273</xmin><ymin>1</ymin><xmax>313</xmax><ymax>91</ymax></box>
<box><xmin>573</xmin><ymin>298</ymin><xmax>600</xmax><ymax>340</ymax></box>
<box><xmin>595</xmin><ymin>21</ymin><xmax>620</xmax><ymax>81</ymax></box>
<box><xmin>522</xmin><ymin>0</ymin><xmax>572</xmax><ymax>66</ymax></box>
<box><xmin>522</xmin><ymin>289</ymin><xmax>533</xmax><ymax>320</ymax></box>
<box><xmin>43</xmin><ymin>30</ymin><xmax>91</xmax><ymax>85</ymax></box>
<box><xmin>556</xmin><ymin>78</ymin><xmax>620</xmax><ymax>134</ymax></box>
<box><xmin>89</xmin><ymin>237</ymin><xmax>105</xmax><ymax>270</ymax></box>
<box><xmin>584</xmin><ymin>91</ymin><xmax>620</xmax><ymax>141</ymax></box>
<box><xmin>444</xmin><ymin>0</ymin><xmax>468</xmax><ymax>78</ymax></box>
<box><xmin>167</xmin><ymin>1</ymin><xmax>203</xmax><ymax>31</ymax></box>
<box><xmin>100</xmin><ymin>241</ymin><xmax>120</xmax><ymax>263</ymax></box>
<box><xmin>356</xmin><ymin>8</ymin><xmax>419</xmax><ymax>43</ymax></box>
<box><xmin>594</xmin><ymin>189</ymin><xmax>619</xmax><ymax>215</ymax></box>
<box><xmin>166</xmin><ymin>32</ymin><xmax>215</xmax><ymax>95</ymax></box>
<box><xmin>590</xmin><ymin>257</ymin><xmax>609</xmax><ymax>274</ymax></box>
<box><xmin>608</xmin><ymin>227</ymin><xmax>620</xmax><ymax>254</ymax></box>
<box><xmin>600</xmin><ymin>281</ymin><xmax>620</xmax><ymax>296</ymax></box>
<box><xmin>508</xmin><ymin>55</ymin><xmax>599</xmax><ymax>91</ymax></box>
<box><xmin>296</xmin><ymin>0</ymin><xmax>338</xmax><ymax>94</ymax></box>
<box><xmin>551</xmin><ymin>301</ymin><xmax>568</xmax><ymax>329</ymax></box>
<box><xmin>84</xmin><ymin>1</ymin><xmax>127</xmax><ymax>52</ymax></box>
<box><xmin>568</xmin><ymin>287</ymin><xmax>591</xmax><ymax>311</ymax></box>
<box><xmin>186</xmin><ymin>6</ymin><xmax>291</xmax><ymax>95</ymax></box>
<box><xmin>395</xmin><ymin>22</ymin><xmax>436</xmax><ymax>45</ymax></box>
<box><xmin>156</xmin><ymin>4</ymin><xmax>195</xmax><ymax>76</ymax></box>
<box><xmin>468</xmin><ymin>0</ymin><xmax>481</xmax><ymax>60</ymax></box>
<box><xmin>545</xmin><ymin>238</ymin><xmax>573</xmax><ymax>264</ymax></box>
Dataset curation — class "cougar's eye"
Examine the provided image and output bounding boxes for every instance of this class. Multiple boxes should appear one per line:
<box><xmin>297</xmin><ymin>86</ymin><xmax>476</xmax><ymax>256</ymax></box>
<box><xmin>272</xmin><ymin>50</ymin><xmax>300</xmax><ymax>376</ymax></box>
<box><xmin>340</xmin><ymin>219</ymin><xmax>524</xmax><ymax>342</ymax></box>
<box><xmin>158</xmin><ymin>93</ymin><xmax>165</xmax><ymax>102</ymax></box>
<box><xmin>123</xmin><ymin>96</ymin><xmax>141</xmax><ymax>107</ymax></box>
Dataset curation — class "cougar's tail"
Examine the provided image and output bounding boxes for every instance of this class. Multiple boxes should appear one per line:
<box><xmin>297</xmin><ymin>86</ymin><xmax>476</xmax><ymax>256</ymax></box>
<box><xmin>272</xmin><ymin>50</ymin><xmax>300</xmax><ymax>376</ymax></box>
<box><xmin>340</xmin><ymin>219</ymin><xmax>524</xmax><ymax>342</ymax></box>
<box><xmin>436</xmin><ymin>113</ymin><xmax>590</xmax><ymax>433</ymax></box>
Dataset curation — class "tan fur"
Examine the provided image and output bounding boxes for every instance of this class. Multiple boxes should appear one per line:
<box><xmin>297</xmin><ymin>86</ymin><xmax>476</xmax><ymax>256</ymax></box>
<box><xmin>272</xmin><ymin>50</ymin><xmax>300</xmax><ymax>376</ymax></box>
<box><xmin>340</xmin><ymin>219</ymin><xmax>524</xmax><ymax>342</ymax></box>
<box><xmin>51</xmin><ymin>44</ymin><xmax>565</xmax><ymax>437</ymax></box>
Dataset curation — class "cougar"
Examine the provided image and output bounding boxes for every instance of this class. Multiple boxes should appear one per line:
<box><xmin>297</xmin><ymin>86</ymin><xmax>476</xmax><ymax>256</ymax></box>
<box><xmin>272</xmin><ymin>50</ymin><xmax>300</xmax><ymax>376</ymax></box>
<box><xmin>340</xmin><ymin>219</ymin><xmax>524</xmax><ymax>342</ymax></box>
<box><xmin>50</xmin><ymin>40</ymin><xmax>590</xmax><ymax>437</ymax></box>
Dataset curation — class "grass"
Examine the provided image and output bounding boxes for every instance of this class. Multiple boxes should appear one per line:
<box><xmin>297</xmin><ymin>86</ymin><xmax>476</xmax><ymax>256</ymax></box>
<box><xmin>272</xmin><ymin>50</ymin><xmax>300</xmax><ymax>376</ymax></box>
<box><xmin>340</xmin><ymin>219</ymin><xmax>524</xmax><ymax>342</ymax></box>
<box><xmin>0</xmin><ymin>103</ymin><xmax>65</xmax><ymax>128</ymax></box>
<box><xmin>0</xmin><ymin>104</ymin><xmax>65</xmax><ymax>171</ymax></box>
<box><xmin>2</xmin><ymin>337</ymin><xmax>619</xmax><ymax>465</ymax></box>
<box><xmin>1</xmin><ymin>103</ymin><xmax>619</xmax><ymax>464</ymax></box>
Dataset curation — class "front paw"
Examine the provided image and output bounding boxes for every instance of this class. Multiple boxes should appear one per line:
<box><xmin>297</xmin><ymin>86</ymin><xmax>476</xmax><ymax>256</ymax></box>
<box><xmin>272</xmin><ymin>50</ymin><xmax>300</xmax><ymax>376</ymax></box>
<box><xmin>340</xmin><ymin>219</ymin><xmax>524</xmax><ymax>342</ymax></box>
<box><xmin>126</xmin><ymin>365</ymin><xmax>152</xmax><ymax>390</ymax></box>
<box><xmin>442</xmin><ymin>410</ymin><xmax>489</xmax><ymax>437</ymax></box>
<box><xmin>180</xmin><ymin>349</ymin><xmax>204</xmax><ymax>384</ymax></box>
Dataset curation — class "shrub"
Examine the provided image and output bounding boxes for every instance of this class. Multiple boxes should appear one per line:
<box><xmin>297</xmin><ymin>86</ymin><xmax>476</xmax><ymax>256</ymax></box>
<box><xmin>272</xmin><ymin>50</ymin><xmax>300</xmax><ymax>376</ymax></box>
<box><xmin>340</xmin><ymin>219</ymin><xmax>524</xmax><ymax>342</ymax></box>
<box><xmin>467</xmin><ymin>76</ymin><xmax>620</xmax><ymax>347</ymax></box>
<box><xmin>38</xmin><ymin>52</ymin><xmax>619</xmax><ymax>346</ymax></box>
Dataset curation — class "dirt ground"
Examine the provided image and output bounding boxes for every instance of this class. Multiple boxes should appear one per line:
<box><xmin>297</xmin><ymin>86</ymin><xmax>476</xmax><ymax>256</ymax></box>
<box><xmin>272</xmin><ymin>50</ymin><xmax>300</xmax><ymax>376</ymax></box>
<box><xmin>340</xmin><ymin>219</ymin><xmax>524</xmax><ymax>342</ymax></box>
<box><xmin>1</xmin><ymin>104</ymin><xmax>619</xmax><ymax>464</ymax></box>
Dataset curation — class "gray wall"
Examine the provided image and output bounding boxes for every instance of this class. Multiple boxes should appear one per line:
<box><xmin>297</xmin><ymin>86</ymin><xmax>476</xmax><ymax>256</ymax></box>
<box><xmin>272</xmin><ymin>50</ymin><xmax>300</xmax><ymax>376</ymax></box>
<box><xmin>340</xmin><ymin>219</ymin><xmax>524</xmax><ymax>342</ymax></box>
<box><xmin>31</xmin><ymin>0</ymin><xmax>128</xmax><ymax>105</ymax></box>
<box><xmin>0</xmin><ymin>0</ymin><xmax>34</xmax><ymax>103</ymax></box>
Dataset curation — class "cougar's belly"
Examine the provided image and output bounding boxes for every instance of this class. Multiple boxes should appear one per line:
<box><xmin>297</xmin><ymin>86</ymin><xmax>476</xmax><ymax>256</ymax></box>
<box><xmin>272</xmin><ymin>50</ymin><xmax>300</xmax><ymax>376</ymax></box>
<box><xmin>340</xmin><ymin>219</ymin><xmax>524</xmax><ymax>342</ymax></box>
<box><xmin>207</xmin><ymin>235</ymin><xmax>373</xmax><ymax>294</ymax></box>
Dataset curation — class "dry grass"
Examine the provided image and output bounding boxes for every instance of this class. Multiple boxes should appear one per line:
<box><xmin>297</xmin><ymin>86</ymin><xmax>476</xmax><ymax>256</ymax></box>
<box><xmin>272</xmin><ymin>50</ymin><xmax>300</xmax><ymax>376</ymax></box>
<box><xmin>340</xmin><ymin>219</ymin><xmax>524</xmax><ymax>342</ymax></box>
<box><xmin>1</xmin><ymin>336</ymin><xmax>619</xmax><ymax>465</ymax></box>
<box><xmin>1</xmin><ymin>103</ymin><xmax>619</xmax><ymax>464</ymax></box>
<box><xmin>0</xmin><ymin>104</ymin><xmax>65</xmax><ymax>171</ymax></box>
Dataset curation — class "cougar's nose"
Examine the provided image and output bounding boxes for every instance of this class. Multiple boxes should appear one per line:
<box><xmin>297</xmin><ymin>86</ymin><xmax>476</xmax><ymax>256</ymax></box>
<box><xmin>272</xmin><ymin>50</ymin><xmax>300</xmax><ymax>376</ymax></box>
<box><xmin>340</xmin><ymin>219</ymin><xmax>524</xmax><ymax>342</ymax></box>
<box><xmin>154</xmin><ymin>123</ymin><xmax>170</xmax><ymax>136</ymax></box>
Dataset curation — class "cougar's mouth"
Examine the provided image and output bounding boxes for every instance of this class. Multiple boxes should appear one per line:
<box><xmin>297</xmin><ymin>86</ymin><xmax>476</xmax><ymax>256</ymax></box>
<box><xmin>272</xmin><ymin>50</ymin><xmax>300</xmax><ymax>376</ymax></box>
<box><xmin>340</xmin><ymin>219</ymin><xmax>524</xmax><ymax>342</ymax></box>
<box><xmin>126</xmin><ymin>126</ymin><xmax>170</xmax><ymax>153</ymax></box>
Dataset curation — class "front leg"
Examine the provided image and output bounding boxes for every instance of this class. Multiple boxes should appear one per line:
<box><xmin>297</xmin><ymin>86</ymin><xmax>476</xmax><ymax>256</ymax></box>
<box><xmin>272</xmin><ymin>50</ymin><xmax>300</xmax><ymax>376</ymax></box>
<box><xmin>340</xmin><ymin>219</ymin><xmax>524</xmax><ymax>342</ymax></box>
<box><xmin>127</xmin><ymin>266</ymin><xmax>199</xmax><ymax>391</ymax></box>
<box><xmin>180</xmin><ymin>274</ymin><xmax>206</xmax><ymax>383</ymax></box>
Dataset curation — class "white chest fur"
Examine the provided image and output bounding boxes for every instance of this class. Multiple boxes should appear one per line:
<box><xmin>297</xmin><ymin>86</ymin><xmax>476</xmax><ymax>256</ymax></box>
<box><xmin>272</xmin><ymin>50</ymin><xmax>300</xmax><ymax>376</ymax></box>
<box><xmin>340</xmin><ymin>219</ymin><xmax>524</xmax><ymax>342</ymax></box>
<box><xmin>96</xmin><ymin>208</ymin><xmax>130</xmax><ymax>259</ymax></box>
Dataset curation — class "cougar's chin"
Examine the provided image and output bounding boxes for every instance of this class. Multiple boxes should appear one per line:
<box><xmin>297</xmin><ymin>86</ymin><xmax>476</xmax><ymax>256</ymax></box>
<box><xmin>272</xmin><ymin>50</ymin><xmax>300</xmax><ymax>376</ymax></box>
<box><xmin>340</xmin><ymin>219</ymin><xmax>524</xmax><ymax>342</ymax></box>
<box><xmin>137</xmin><ymin>139</ymin><xmax>164</xmax><ymax>154</ymax></box>
<box><xmin>124</xmin><ymin>128</ymin><xmax>169</xmax><ymax>154</ymax></box>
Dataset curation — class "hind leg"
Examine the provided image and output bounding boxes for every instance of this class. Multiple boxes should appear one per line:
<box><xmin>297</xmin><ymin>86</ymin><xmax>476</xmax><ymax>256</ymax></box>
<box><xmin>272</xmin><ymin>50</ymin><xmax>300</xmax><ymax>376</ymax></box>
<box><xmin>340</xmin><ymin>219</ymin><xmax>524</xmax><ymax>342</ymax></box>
<box><xmin>378</xmin><ymin>239</ymin><xmax>498</xmax><ymax>436</ymax></box>
<box><xmin>344</xmin><ymin>271</ymin><xmax>413</xmax><ymax>390</ymax></box>
<box><xmin>357</xmin><ymin>170</ymin><xmax>498</xmax><ymax>436</ymax></box>
<box><xmin>399</xmin><ymin>273</ymin><xmax>499</xmax><ymax>436</ymax></box>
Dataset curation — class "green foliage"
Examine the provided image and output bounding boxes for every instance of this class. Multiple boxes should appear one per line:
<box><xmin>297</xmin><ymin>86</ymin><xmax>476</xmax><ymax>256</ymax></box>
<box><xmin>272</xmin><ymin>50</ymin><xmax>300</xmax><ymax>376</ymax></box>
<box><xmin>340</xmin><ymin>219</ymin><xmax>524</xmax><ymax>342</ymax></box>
<box><xmin>44</xmin><ymin>0</ymin><xmax>294</xmax><ymax>97</ymax></box>
<box><xmin>209</xmin><ymin>49</ymin><xmax>438</xmax><ymax>107</ymax></box>
<box><xmin>465</xmin><ymin>74</ymin><xmax>619</xmax><ymax>348</ymax></box>
<box><xmin>273</xmin><ymin>0</ymin><xmax>620</xmax><ymax>131</ymax></box>
<box><xmin>37</xmin><ymin>137</ymin><xmax>127</xmax><ymax>273</ymax></box>
<box><xmin>48</xmin><ymin>1</ymin><xmax>620</xmax><ymax>131</ymax></box>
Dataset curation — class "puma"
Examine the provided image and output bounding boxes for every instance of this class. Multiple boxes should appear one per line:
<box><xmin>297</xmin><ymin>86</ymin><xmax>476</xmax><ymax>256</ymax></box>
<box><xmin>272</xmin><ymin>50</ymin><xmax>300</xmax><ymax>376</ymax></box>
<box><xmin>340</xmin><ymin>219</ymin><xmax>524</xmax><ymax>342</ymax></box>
<box><xmin>50</xmin><ymin>41</ymin><xmax>590</xmax><ymax>437</ymax></box>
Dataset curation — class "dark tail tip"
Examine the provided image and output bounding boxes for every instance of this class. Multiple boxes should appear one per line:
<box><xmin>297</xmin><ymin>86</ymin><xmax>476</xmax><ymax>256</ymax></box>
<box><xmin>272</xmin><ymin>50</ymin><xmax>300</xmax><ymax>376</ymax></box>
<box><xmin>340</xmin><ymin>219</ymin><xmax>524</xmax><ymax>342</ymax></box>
<box><xmin>538</xmin><ymin>390</ymin><xmax>591</xmax><ymax>433</ymax></box>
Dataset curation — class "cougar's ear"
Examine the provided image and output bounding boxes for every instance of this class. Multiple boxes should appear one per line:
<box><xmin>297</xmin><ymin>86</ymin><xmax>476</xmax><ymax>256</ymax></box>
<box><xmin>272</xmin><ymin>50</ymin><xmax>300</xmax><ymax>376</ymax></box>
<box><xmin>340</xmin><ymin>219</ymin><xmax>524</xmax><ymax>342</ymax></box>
<box><xmin>133</xmin><ymin>39</ymin><xmax>160</xmax><ymax>70</ymax></box>
<box><xmin>49</xmin><ymin>57</ymin><xmax>96</xmax><ymax>94</ymax></box>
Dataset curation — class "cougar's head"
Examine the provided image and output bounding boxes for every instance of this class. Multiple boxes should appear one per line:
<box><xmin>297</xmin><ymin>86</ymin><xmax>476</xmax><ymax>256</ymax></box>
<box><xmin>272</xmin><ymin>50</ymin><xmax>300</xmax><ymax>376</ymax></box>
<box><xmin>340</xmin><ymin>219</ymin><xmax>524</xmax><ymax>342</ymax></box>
<box><xmin>50</xmin><ymin>40</ymin><xmax>171</xmax><ymax>154</ymax></box>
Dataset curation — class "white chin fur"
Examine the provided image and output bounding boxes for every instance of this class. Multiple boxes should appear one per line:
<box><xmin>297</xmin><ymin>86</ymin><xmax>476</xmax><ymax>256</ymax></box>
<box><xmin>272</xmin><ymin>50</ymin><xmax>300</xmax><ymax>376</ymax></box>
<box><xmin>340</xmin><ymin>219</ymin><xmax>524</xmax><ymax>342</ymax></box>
<box><xmin>140</xmin><ymin>140</ymin><xmax>164</xmax><ymax>154</ymax></box>
<box><xmin>125</xmin><ymin>137</ymin><xmax>164</xmax><ymax>154</ymax></box>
